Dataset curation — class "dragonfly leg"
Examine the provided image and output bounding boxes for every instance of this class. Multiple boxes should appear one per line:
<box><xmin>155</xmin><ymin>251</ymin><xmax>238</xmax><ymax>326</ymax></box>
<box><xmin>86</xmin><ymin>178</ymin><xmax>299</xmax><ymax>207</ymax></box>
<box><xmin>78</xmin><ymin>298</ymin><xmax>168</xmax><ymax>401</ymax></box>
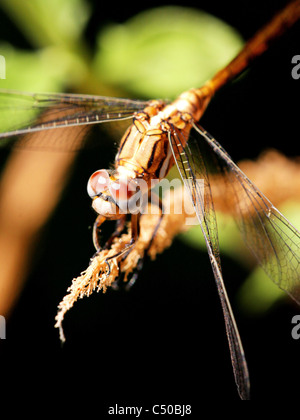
<box><xmin>106</xmin><ymin>213</ymin><xmax>141</xmax><ymax>290</ymax></box>
<box><xmin>93</xmin><ymin>214</ymin><xmax>127</xmax><ymax>253</ymax></box>
<box><xmin>104</xmin><ymin>213</ymin><xmax>140</xmax><ymax>268</ymax></box>
<box><xmin>146</xmin><ymin>191</ymin><xmax>164</xmax><ymax>252</ymax></box>
<box><xmin>104</xmin><ymin>191</ymin><xmax>164</xmax><ymax>290</ymax></box>
<box><xmin>115</xmin><ymin>193</ymin><xmax>164</xmax><ymax>291</ymax></box>
<box><xmin>104</xmin><ymin>216</ymin><xmax>127</xmax><ymax>250</ymax></box>
<box><xmin>92</xmin><ymin>215</ymin><xmax>106</xmax><ymax>252</ymax></box>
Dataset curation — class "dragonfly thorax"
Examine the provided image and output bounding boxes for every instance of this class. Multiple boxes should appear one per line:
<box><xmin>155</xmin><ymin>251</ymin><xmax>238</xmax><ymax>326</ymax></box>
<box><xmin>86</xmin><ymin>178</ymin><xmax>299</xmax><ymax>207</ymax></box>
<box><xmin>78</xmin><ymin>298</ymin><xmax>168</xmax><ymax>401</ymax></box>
<box><xmin>115</xmin><ymin>98</ymin><xmax>199</xmax><ymax>185</ymax></box>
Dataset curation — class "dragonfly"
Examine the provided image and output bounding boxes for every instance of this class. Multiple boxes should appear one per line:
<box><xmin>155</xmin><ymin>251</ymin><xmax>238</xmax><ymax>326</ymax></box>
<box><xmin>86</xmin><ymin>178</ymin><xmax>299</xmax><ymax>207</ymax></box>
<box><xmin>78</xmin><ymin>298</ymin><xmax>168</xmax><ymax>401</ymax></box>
<box><xmin>1</xmin><ymin>0</ymin><xmax>300</xmax><ymax>400</ymax></box>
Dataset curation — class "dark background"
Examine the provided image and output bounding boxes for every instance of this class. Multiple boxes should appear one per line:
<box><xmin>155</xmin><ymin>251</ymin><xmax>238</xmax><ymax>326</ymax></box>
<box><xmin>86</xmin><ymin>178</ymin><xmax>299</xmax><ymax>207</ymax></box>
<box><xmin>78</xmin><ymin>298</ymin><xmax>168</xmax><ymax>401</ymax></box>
<box><xmin>0</xmin><ymin>0</ymin><xmax>299</xmax><ymax>410</ymax></box>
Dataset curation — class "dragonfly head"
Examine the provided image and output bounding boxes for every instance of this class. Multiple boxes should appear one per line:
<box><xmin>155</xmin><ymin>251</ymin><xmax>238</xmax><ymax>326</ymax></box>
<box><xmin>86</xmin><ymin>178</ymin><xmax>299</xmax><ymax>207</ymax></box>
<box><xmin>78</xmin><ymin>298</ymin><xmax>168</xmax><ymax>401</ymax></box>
<box><xmin>87</xmin><ymin>169</ymin><xmax>147</xmax><ymax>218</ymax></box>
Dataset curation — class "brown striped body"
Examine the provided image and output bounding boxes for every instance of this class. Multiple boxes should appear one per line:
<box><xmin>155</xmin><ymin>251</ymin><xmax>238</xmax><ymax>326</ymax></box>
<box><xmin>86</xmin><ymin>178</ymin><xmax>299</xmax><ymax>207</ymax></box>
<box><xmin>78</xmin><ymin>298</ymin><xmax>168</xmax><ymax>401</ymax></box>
<box><xmin>115</xmin><ymin>88</ymin><xmax>211</xmax><ymax>186</ymax></box>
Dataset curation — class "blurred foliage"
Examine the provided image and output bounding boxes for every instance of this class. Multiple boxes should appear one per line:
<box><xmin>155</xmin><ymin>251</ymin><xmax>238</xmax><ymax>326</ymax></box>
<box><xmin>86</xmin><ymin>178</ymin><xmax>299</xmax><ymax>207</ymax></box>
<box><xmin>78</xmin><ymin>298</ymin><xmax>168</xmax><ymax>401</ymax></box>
<box><xmin>94</xmin><ymin>6</ymin><xmax>243</xmax><ymax>98</ymax></box>
<box><xmin>181</xmin><ymin>202</ymin><xmax>300</xmax><ymax>314</ymax></box>
<box><xmin>0</xmin><ymin>1</ymin><xmax>243</xmax><ymax>96</ymax></box>
<box><xmin>0</xmin><ymin>0</ymin><xmax>91</xmax><ymax>92</ymax></box>
<box><xmin>0</xmin><ymin>0</ymin><xmax>90</xmax><ymax>48</ymax></box>
<box><xmin>0</xmin><ymin>43</ymin><xmax>86</xmax><ymax>91</ymax></box>
<box><xmin>236</xmin><ymin>202</ymin><xmax>300</xmax><ymax>313</ymax></box>
<box><xmin>237</xmin><ymin>267</ymin><xmax>285</xmax><ymax>315</ymax></box>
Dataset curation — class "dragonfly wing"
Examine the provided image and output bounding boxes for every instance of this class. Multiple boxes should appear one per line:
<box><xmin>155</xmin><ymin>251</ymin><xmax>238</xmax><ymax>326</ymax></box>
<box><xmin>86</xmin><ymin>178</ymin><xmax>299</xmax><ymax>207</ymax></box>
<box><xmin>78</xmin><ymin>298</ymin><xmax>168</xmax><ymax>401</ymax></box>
<box><xmin>0</xmin><ymin>89</ymin><xmax>149</xmax><ymax>141</ymax></box>
<box><xmin>168</xmin><ymin>127</ymin><xmax>250</xmax><ymax>400</ymax></box>
<box><xmin>193</xmin><ymin>123</ymin><xmax>300</xmax><ymax>305</ymax></box>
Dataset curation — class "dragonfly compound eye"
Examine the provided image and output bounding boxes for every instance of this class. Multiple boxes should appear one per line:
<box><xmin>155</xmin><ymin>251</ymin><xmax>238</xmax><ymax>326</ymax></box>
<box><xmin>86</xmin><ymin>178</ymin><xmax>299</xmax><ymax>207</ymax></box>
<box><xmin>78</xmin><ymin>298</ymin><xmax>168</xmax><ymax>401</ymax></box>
<box><xmin>87</xmin><ymin>169</ymin><xmax>111</xmax><ymax>198</ymax></box>
<box><xmin>109</xmin><ymin>178</ymin><xmax>135</xmax><ymax>203</ymax></box>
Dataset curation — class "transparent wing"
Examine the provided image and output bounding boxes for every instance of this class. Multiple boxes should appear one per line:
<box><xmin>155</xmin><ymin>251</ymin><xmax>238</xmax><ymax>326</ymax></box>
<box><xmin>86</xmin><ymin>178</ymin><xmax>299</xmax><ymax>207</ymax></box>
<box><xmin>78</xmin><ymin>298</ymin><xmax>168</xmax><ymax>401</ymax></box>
<box><xmin>168</xmin><ymin>126</ymin><xmax>250</xmax><ymax>400</ymax></box>
<box><xmin>193</xmin><ymin>123</ymin><xmax>300</xmax><ymax>305</ymax></box>
<box><xmin>0</xmin><ymin>89</ymin><xmax>149</xmax><ymax>143</ymax></box>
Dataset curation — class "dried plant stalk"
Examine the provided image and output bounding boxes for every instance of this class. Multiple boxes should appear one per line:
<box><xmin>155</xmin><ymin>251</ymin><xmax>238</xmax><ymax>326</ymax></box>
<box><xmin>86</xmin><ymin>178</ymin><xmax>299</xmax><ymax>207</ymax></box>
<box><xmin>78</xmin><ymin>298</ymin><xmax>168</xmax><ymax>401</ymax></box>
<box><xmin>55</xmin><ymin>188</ymin><xmax>192</xmax><ymax>341</ymax></box>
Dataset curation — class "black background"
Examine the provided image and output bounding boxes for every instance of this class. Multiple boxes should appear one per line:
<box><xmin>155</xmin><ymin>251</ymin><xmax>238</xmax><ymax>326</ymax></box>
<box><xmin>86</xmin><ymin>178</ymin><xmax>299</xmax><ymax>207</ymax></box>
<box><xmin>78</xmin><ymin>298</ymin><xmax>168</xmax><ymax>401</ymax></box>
<box><xmin>0</xmin><ymin>0</ymin><xmax>300</xmax><ymax>411</ymax></box>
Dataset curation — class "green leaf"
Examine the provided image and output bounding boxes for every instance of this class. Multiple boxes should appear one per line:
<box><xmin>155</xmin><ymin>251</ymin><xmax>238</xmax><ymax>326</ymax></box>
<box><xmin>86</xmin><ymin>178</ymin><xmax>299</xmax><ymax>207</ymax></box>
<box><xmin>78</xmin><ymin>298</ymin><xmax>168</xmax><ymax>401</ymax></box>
<box><xmin>0</xmin><ymin>43</ymin><xmax>87</xmax><ymax>91</ymax></box>
<box><xmin>237</xmin><ymin>268</ymin><xmax>286</xmax><ymax>316</ymax></box>
<box><xmin>94</xmin><ymin>6</ymin><xmax>244</xmax><ymax>98</ymax></box>
<box><xmin>0</xmin><ymin>0</ymin><xmax>90</xmax><ymax>48</ymax></box>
